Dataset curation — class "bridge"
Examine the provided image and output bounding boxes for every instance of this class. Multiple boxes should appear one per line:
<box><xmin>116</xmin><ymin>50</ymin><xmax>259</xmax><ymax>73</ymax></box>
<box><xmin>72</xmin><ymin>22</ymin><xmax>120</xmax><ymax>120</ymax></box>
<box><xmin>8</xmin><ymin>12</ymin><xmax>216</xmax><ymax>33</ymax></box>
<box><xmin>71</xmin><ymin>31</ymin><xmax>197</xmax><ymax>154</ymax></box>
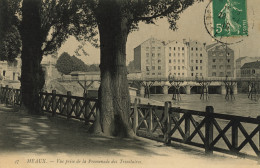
<box><xmin>58</xmin><ymin>76</ymin><xmax>260</xmax><ymax>101</ymax></box>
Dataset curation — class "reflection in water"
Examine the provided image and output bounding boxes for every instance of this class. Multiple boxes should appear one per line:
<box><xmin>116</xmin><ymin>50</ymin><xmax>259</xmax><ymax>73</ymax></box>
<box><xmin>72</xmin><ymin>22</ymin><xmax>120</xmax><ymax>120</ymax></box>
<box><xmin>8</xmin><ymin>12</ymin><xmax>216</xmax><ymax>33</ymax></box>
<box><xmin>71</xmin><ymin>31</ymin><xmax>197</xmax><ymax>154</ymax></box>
<box><xmin>150</xmin><ymin>94</ymin><xmax>260</xmax><ymax>118</ymax></box>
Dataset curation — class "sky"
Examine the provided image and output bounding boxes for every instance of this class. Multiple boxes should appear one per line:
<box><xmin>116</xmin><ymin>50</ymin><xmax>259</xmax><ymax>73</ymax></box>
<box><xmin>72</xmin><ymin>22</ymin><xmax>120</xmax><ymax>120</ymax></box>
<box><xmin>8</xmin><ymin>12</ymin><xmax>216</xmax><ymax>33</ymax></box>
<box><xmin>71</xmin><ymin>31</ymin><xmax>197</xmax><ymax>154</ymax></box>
<box><xmin>57</xmin><ymin>0</ymin><xmax>260</xmax><ymax>65</ymax></box>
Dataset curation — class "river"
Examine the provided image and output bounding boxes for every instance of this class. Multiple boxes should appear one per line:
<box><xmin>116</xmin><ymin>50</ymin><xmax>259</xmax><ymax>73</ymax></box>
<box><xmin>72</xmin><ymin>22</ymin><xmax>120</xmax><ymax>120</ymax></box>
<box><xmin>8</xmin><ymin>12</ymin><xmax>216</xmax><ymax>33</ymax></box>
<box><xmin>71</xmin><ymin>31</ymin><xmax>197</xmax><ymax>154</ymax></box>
<box><xmin>149</xmin><ymin>94</ymin><xmax>260</xmax><ymax>118</ymax></box>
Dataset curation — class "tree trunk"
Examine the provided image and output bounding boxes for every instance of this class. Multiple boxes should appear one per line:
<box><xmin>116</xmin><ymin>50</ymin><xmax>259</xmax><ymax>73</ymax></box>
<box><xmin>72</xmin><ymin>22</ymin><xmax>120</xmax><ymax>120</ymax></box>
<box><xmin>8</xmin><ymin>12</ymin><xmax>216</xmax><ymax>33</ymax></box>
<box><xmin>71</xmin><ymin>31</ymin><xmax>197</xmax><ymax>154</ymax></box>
<box><xmin>94</xmin><ymin>1</ymin><xmax>133</xmax><ymax>137</ymax></box>
<box><xmin>20</xmin><ymin>0</ymin><xmax>45</xmax><ymax>114</ymax></box>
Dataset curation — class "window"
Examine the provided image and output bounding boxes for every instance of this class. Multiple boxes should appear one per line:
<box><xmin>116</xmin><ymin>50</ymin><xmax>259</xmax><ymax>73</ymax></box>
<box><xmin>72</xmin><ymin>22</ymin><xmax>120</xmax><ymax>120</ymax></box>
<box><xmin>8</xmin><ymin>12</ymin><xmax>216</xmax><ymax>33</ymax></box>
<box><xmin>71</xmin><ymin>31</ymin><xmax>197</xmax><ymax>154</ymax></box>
<box><xmin>178</xmin><ymin>66</ymin><xmax>180</xmax><ymax>70</ymax></box>
<box><xmin>178</xmin><ymin>53</ymin><xmax>180</xmax><ymax>56</ymax></box>
<box><xmin>174</xmin><ymin>53</ymin><xmax>176</xmax><ymax>56</ymax></box>
<box><xmin>252</xmin><ymin>69</ymin><xmax>256</xmax><ymax>74</ymax></box>
<box><xmin>152</xmin><ymin>47</ymin><xmax>155</xmax><ymax>50</ymax></box>
<box><xmin>158</xmin><ymin>47</ymin><xmax>161</xmax><ymax>50</ymax></box>
<box><xmin>196</xmin><ymin>53</ymin><xmax>198</xmax><ymax>56</ymax></box>
<box><xmin>169</xmin><ymin>66</ymin><xmax>172</xmax><ymax>71</ymax></box>
<box><xmin>178</xmin><ymin>59</ymin><xmax>180</xmax><ymax>63</ymax></box>
<box><xmin>169</xmin><ymin>53</ymin><xmax>171</xmax><ymax>56</ymax></box>
<box><xmin>146</xmin><ymin>66</ymin><xmax>149</xmax><ymax>71</ymax></box>
<box><xmin>182</xmin><ymin>47</ymin><xmax>184</xmax><ymax>50</ymax></box>
<box><xmin>146</xmin><ymin>59</ymin><xmax>149</xmax><ymax>64</ymax></box>
<box><xmin>227</xmin><ymin>59</ymin><xmax>230</xmax><ymax>63</ymax></box>
<box><xmin>200</xmin><ymin>66</ymin><xmax>202</xmax><ymax>70</ymax></box>
<box><xmin>200</xmin><ymin>47</ymin><xmax>202</xmax><ymax>51</ymax></box>
<box><xmin>191</xmin><ymin>73</ymin><xmax>194</xmax><ymax>76</ymax></box>
<box><xmin>174</xmin><ymin>47</ymin><xmax>176</xmax><ymax>50</ymax></box>
<box><xmin>191</xmin><ymin>66</ymin><xmax>194</xmax><ymax>71</ymax></box>
<box><xmin>152</xmin><ymin>53</ymin><xmax>155</xmax><ymax>57</ymax></box>
<box><xmin>169</xmin><ymin>59</ymin><xmax>171</xmax><ymax>63</ymax></box>
<box><xmin>219</xmin><ymin>65</ymin><xmax>223</xmax><ymax>69</ymax></box>
<box><xmin>196</xmin><ymin>48</ymin><xmax>198</xmax><ymax>51</ymax></box>
<box><xmin>196</xmin><ymin>66</ymin><xmax>198</xmax><ymax>70</ymax></box>
<box><xmin>158</xmin><ymin>53</ymin><xmax>161</xmax><ymax>57</ymax></box>
<box><xmin>178</xmin><ymin>73</ymin><xmax>180</xmax><ymax>76</ymax></box>
<box><xmin>191</xmin><ymin>53</ymin><xmax>193</xmax><ymax>56</ymax></box>
<box><xmin>3</xmin><ymin>70</ymin><xmax>6</xmax><ymax>76</ymax></box>
<box><xmin>173</xmin><ymin>59</ymin><xmax>176</xmax><ymax>63</ymax></box>
<box><xmin>196</xmin><ymin>60</ymin><xmax>198</xmax><ymax>63</ymax></box>
<box><xmin>200</xmin><ymin>73</ymin><xmax>202</xmax><ymax>76</ymax></box>
<box><xmin>182</xmin><ymin>66</ymin><xmax>184</xmax><ymax>70</ymax></box>
<box><xmin>146</xmin><ymin>53</ymin><xmax>149</xmax><ymax>57</ymax></box>
<box><xmin>158</xmin><ymin>60</ymin><xmax>161</xmax><ymax>63</ymax></box>
<box><xmin>219</xmin><ymin>59</ymin><xmax>223</xmax><ymax>62</ymax></box>
<box><xmin>212</xmin><ymin>72</ymin><xmax>216</xmax><ymax>76</ymax></box>
<box><xmin>182</xmin><ymin>59</ymin><xmax>184</xmax><ymax>63</ymax></box>
<box><xmin>169</xmin><ymin>47</ymin><xmax>171</xmax><ymax>50</ymax></box>
<box><xmin>227</xmin><ymin>53</ymin><xmax>230</xmax><ymax>56</ymax></box>
<box><xmin>200</xmin><ymin>60</ymin><xmax>202</xmax><ymax>63</ymax></box>
<box><xmin>191</xmin><ymin>47</ymin><xmax>193</xmax><ymax>51</ymax></box>
<box><xmin>174</xmin><ymin>66</ymin><xmax>176</xmax><ymax>70</ymax></box>
<box><xmin>227</xmin><ymin>72</ymin><xmax>231</xmax><ymax>76</ymax></box>
<box><xmin>227</xmin><ymin>65</ymin><xmax>231</xmax><ymax>69</ymax></box>
<box><xmin>220</xmin><ymin>72</ymin><xmax>224</xmax><ymax>76</ymax></box>
<box><xmin>146</xmin><ymin>47</ymin><xmax>149</xmax><ymax>50</ymax></box>
<box><xmin>152</xmin><ymin>73</ymin><xmax>155</xmax><ymax>75</ymax></box>
<box><xmin>200</xmin><ymin>53</ymin><xmax>202</xmax><ymax>57</ymax></box>
<box><xmin>146</xmin><ymin>73</ymin><xmax>149</xmax><ymax>75</ymax></box>
<box><xmin>158</xmin><ymin>72</ymin><xmax>161</xmax><ymax>75</ymax></box>
<box><xmin>178</xmin><ymin>47</ymin><xmax>180</xmax><ymax>51</ymax></box>
<box><xmin>182</xmin><ymin>73</ymin><xmax>184</xmax><ymax>76</ymax></box>
<box><xmin>182</xmin><ymin>53</ymin><xmax>184</xmax><ymax>56</ymax></box>
<box><xmin>191</xmin><ymin>60</ymin><xmax>194</xmax><ymax>63</ymax></box>
<box><xmin>152</xmin><ymin>66</ymin><xmax>155</xmax><ymax>70</ymax></box>
<box><xmin>158</xmin><ymin>66</ymin><xmax>161</xmax><ymax>70</ymax></box>
<box><xmin>213</xmin><ymin>59</ymin><xmax>216</xmax><ymax>62</ymax></box>
<box><xmin>212</xmin><ymin>65</ymin><xmax>216</xmax><ymax>69</ymax></box>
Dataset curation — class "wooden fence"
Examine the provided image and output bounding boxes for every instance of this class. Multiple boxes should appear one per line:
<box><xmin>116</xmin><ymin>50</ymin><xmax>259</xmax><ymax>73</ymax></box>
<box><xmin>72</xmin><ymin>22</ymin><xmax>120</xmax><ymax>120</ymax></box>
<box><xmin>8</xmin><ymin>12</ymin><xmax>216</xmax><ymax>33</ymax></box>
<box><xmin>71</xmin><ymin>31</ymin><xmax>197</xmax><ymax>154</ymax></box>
<box><xmin>39</xmin><ymin>90</ymin><xmax>99</xmax><ymax>125</ymax></box>
<box><xmin>1</xmin><ymin>86</ymin><xmax>260</xmax><ymax>161</ymax></box>
<box><xmin>130</xmin><ymin>99</ymin><xmax>260</xmax><ymax>161</ymax></box>
<box><xmin>0</xmin><ymin>85</ymin><xmax>21</xmax><ymax>106</ymax></box>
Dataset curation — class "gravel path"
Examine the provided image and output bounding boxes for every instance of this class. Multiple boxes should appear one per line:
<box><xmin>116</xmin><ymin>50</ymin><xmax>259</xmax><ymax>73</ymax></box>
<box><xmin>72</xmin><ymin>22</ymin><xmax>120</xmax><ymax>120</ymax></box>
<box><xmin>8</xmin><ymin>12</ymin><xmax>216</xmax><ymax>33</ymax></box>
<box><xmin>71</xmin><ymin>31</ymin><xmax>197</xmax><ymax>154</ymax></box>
<box><xmin>0</xmin><ymin>104</ymin><xmax>258</xmax><ymax>168</ymax></box>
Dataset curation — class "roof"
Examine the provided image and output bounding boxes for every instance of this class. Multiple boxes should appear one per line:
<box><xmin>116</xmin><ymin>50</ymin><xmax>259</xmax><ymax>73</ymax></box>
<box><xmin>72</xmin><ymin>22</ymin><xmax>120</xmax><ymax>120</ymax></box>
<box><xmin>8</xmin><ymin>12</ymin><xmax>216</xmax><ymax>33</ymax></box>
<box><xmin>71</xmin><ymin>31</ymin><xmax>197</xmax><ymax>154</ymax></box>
<box><xmin>241</xmin><ymin>61</ymin><xmax>260</xmax><ymax>69</ymax></box>
<box><xmin>236</xmin><ymin>57</ymin><xmax>247</xmax><ymax>62</ymax></box>
<box><xmin>206</xmin><ymin>43</ymin><xmax>233</xmax><ymax>52</ymax></box>
<box><xmin>70</xmin><ymin>71</ymin><xmax>100</xmax><ymax>75</ymax></box>
<box><xmin>134</xmin><ymin>37</ymin><xmax>163</xmax><ymax>49</ymax></box>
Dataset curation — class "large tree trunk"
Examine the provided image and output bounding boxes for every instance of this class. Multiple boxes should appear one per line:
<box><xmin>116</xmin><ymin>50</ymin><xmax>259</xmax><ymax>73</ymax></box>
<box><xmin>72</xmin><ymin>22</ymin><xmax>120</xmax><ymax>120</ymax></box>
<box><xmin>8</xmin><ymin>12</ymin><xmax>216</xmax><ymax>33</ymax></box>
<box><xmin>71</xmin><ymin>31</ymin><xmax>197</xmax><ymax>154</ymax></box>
<box><xmin>94</xmin><ymin>1</ymin><xmax>133</xmax><ymax>137</ymax></box>
<box><xmin>20</xmin><ymin>0</ymin><xmax>45</xmax><ymax>114</ymax></box>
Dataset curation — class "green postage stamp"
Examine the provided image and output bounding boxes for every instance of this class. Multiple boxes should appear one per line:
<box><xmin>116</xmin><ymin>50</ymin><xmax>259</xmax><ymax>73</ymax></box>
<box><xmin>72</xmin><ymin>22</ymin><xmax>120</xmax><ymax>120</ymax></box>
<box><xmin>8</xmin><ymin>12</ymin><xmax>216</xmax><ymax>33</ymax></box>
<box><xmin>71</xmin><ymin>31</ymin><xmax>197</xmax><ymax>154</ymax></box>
<box><xmin>212</xmin><ymin>0</ymin><xmax>248</xmax><ymax>37</ymax></box>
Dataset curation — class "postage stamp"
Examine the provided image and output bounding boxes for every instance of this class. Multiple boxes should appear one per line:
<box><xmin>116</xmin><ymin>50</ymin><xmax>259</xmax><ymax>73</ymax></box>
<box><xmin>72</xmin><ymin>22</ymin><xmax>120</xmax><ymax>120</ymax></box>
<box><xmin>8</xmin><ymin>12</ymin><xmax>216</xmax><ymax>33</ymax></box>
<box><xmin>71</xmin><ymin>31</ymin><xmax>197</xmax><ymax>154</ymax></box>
<box><xmin>212</xmin><ymin>0</ymin><xmax>248</xmax><ymax>37</ymax></box>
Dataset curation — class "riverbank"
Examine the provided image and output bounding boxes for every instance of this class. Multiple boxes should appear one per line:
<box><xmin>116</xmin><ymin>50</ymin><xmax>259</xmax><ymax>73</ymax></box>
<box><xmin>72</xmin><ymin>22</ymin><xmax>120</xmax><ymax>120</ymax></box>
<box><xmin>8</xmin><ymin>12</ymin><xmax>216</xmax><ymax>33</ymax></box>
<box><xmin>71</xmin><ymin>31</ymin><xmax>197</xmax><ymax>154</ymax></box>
<box><xmin>0</xmin><ymin>104</ymin><xmax>258</xmax><ymax>168</ymax></box>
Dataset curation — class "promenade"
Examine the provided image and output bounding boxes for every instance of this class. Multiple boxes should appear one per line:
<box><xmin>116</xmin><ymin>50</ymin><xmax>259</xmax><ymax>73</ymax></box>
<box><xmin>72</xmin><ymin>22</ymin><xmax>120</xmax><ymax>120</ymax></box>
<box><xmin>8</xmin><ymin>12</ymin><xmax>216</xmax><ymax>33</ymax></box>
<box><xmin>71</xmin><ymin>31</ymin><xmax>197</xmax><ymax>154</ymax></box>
<box><xmin>0</xmin><ymin>104</ymin><xmax>258</xmax><ymax>168</ymax></box>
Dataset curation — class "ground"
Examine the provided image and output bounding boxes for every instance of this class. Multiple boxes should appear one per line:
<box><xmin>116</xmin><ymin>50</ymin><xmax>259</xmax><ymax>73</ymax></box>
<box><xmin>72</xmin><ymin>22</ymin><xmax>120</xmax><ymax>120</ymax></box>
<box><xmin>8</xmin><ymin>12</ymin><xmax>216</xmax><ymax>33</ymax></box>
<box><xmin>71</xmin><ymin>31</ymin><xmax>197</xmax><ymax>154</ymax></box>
<box><xmin>0</xmin><ymin>104</ymin><xmax>258</xmax><ymax>168</ymax></box>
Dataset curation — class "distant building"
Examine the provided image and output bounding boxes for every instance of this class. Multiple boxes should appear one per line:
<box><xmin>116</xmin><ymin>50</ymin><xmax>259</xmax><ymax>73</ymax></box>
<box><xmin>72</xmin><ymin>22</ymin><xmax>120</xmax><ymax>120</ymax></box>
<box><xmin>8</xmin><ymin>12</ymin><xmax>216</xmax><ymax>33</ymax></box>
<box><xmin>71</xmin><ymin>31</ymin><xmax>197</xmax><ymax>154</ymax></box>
<box><xmin>134</xmin><ymin>38</ymin><xmax>166</xmax><ymax>79</ymax></box>
<box><xmin>241</xmin><ymin>61</ymin><xmax>260</xmax><ymax>77</ymax></box>
<box><xmin>236</xmin><ymin>57</ymin><xmax>260</xmax><ymax>77</ymax></box>
<box><xmin>206</xmin><ymin>43</ymin><xmax>234</xmax><ymax>77</ymax></box>
<box><xmin>165</xmin><ymin>40</ymin><xmax>189</xmax><ymax>78</ymax></box>
<box><xmin>187</xmin><ymin>40</ymin><xmax>208</xmax><ymax>77</ymax></box>
<box><xmin>0</xmin><ymin>57</ymin><xmax>21</xmax><ymax>81</ymax></box>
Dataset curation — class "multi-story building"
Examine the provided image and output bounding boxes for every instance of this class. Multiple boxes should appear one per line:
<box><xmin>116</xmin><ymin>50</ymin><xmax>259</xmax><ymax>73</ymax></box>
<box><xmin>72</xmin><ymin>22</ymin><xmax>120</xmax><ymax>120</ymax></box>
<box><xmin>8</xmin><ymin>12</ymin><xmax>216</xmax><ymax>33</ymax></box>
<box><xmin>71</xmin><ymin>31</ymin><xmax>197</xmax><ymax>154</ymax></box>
<box><xmin>241</xmin><ymin>61</ymin><xmax>260</xmax><ymax>77</ymax></box>
<box><xmin>165</xmin><ymin>40</ymin><xmax>189</xmax><ymax>78</ymax></box>
<box><xmin>0</xmin><ymin>57</ymin><xmax>21</xmax><ymax>81</ymax></box>
<box><xmin>236</xmin><ymin>57</ymin><xmax>260</xmax><ymax>77</ymax></box>
<box><xmin>134</xmin><ymin>38</ymin><xmax>166</xmax><ymax>79</ymax></box>
<box><xmin>206</xmin><ymin>43</ymin><xmax>234</xmax><ymax>77</ymax></box>
<box><xmin>187</xmin><ymin>40</ymin><xmax>208</xmax><ymax>77</ymax></box>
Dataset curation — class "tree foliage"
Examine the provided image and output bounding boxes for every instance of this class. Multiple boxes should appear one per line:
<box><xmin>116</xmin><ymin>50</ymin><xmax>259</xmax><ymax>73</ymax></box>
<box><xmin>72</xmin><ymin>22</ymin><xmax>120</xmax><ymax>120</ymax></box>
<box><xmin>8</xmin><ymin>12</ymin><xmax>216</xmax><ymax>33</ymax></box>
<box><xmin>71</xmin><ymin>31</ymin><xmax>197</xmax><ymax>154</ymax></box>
<box><xmin>56</xmin><ymin>52</ymin><xmax>88</xmax><ymax>75</ymax></box>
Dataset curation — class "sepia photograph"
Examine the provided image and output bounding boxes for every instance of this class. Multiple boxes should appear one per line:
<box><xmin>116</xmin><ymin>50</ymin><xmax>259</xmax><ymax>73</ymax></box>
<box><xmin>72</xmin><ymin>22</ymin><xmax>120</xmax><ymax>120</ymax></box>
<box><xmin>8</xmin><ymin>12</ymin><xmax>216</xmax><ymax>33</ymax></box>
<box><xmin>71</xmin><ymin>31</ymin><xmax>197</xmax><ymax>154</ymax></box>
<box><xmin>0</xmin><ymin>0</ymin><xmax>260</xmax><ymax>167</ymax></box>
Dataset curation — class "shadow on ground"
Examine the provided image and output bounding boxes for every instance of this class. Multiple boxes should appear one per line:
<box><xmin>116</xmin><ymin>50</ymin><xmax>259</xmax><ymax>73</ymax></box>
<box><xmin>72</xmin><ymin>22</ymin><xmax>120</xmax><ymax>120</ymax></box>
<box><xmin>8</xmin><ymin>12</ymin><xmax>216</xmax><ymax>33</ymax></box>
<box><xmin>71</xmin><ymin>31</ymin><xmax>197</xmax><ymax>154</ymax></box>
<box><xmin>0</xmin><ymin>105</ymin><xmax>167</xmax><ymax>156</ymax></box>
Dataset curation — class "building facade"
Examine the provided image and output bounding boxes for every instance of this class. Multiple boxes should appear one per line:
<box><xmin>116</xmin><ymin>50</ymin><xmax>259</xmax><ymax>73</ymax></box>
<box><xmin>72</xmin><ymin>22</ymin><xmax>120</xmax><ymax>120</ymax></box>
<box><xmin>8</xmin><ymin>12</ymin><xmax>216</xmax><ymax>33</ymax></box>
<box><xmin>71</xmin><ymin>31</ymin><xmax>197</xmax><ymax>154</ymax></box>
<box><xmin>165</xmin><ymin>40</ymin><xmax>189</xmax><ymax>78</ymax></box>
<box><xmin>236</xmin><ymin>57</ymin><xmax>260</xmax><ymax>77</ymax></box>
<box><xmin>0</xmin><ymin>57</ymin><xmax>21</xmax><ymax>81</ymax></box>
<box><xmin>134</xmin><ymin>38</ymin><xmax>166</xmax><ymax>79</ymax></box>
<box><xmin>187</xmin><ymin>40</ymin><xmax>208</xmax><ymax>77</ymax></box>
<box><xmin>207</xmin><ymin>43</ymin><xmax>234</xmax><ymax>77</ymax></box>
<box><xmin>241</xmin><ymin>61</ymin><xmax>260</xmax><ymax>77</ymax></box>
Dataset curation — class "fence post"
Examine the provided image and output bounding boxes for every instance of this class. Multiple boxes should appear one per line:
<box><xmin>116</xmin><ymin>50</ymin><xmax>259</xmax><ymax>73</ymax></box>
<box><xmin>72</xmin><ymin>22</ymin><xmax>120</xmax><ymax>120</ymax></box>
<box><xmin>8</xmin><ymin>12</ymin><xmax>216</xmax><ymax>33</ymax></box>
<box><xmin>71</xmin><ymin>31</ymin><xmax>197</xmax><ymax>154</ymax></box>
<box><xmin>164</xmin><ymin>101</ymin><xmax>171</xmax><ymax>145</ymax></box>
<box><xmin>257</xmin><ymin>116</ymin><xmax>260</xmax><ymax>164</ymax></box>
<box><xmin>148</xmin><ymin>103</ymin><xmax>153</xmax><ymax>132</ymax></box>
<box><xmin>205</xmin><ymin>106</ymin><xmax>214</xmax><ymax>155</ymax></box>
<box><xmin>51</xmin><ymin>90</ymin><xmax>56</xmax><ymax>116</ymax></box>
<box><xmin>5</xmin><ymin>85</ymin><xmax>9</xmax><ymax>106</ymax></box>
<box><xmin>84</xmin><ymin>93</ymin><xmax>90</xmax><ymax>125</ymax></box>
<box><xmin>231</xmin><ymin>119</ymin><xmax>238</xmax><ymax>155</ymax></box>
<box><xmin>185</xmin><ymin>112</ymin><xmax>191</xmax><ymax>142</ymax></box>
<box><xmin>67</xmin><ymin>91</ymin><xmax>72</xmax><ymax>120</ymax></box>
<box><xmin>133</xmin><ymin>98</ymin><xmax>139</xmax><ymax>135</ymax></box>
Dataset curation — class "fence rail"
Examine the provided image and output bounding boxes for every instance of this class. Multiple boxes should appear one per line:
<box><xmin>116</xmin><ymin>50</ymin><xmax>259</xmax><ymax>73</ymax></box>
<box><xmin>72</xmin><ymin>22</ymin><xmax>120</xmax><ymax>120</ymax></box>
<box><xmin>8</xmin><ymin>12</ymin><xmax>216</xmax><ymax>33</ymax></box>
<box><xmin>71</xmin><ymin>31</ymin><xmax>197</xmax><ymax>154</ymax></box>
<box><xmin>39</xmin><ymin>90</ymin><xmax>98</xmax><ymax>125</ymax></box>
<box><xmin>131</xmin><ymin>99</ymin><xmax>260</xmax><ymax>160</ymax></box>
<box><xmin>0</xmin><ymin>86</ymin><xmax>260</xmax><ymax>161</ymax></box>
<box><xmin>0</xmin><ymin>85</ymin><xmax>21</xmax><ymax>106</ymax></box>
